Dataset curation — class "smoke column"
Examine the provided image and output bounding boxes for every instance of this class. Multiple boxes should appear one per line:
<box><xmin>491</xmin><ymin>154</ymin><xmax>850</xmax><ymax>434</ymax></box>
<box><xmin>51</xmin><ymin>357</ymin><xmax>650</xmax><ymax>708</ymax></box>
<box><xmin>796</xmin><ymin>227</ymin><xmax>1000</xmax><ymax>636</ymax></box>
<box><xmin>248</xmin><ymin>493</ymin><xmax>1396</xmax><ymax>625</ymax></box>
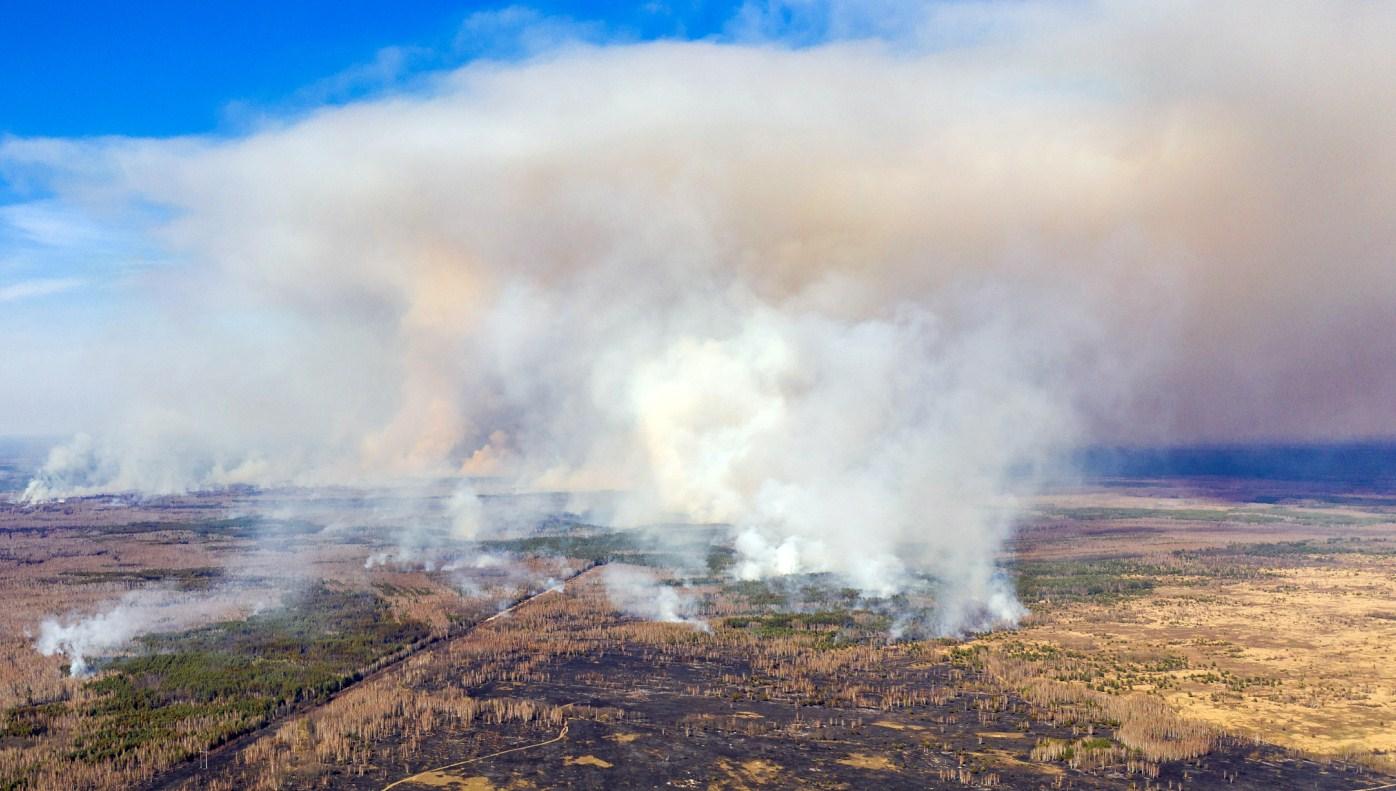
<box><xmin>35</xmin><ymin>588</ymin><xmax>280</xmax><ymax>676</ymax></box>
<box><xmin>601</xmin><ymin>565</ymin><xmax>708</xmax><ymax>631</ymax></box>
<box><xmin>6</xmin><ymin>2</ymin><xmax>1396</xmax><ymax>631</ymax></box>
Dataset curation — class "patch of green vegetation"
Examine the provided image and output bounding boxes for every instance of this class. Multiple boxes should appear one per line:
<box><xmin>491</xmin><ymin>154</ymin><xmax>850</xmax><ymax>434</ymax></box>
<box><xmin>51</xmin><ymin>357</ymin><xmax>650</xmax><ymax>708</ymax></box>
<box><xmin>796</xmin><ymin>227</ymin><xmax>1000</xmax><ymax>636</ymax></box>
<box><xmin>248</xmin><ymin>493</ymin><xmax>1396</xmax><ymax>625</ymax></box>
<box><xmin>720</xmin><ymin>609</ymin><xmax>892</xmax><ymax>648</ymax></box>
<box><xmin>999</xmin><ymin>641</ymin><xmax>1063</xmax><ymax>662</ymax></box>
<box><xmin>0</xmin><ymin>703</ymin><xmax>63</xmax><ymax>740</ymax></box>
<box><xmin>1012</xmin><ymin>559</ymin><xmax>1167</xmax><ymax>604</ymax></box>
<box><xmin>96</xmin><ymin>517</ymin><xmax>321</xmax><ymax>541</ymax></box>
<box><xmin>1038</xmin><ymin>507</ymin><xmax>1236</xmax><ymax>522</ymax></box>
<box><xmin>720</xmin><ymin>579</ymin><xmax>790</xmax><ymax>608</ymax></box>
<box><xmin>59</xmin><ymin>566</ymin><xmax>224</xmax><ymax>591</ymax></box>
<box><xmin>1145</xmin><ymin>654</ymin><xmax>1189</xmax><ymax>672</ymax></box>
<box><xmin>479</xmin><ymin>527</ymin><xmax>721</xmax><ymax>571</ymax></box>
<box><xmin>948</xmin><ymin>644</ymin><xmax>988</xmax><ymax>667</ymax></box>
<box><xmin>1180</xmin><ymin>538</ymin><xmax>1396</xmax><ymax>559</ymax></box>
<box><xmin>1244</xmin><ymin>509</ymin><xmax>1387</xmax><ymax>526</ymax></box>
<box><xmin>725</xmin><ymin>610</ymin><xmax>847</xmax><ymax>631</ymax></box>
<box><xmin>60</xmin><ymin>585</ymin><xmax>425</xmax><ymax>769</ymax></box>
<box><xmin>705</xmin><ymin>545</ymin><xmax>736</xmax><ymax>576</ymax></box>
<box><xmin>1040</xmin><ymin>505</ymin><xmax>1387</xmax><ymax>527</ymax></box>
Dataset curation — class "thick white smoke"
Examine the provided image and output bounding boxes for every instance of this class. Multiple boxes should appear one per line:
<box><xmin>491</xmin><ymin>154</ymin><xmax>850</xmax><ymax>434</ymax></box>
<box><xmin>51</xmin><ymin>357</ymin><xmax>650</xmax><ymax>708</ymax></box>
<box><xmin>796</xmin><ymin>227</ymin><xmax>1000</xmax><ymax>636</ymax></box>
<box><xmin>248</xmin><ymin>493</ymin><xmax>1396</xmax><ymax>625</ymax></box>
<box><xmin>35</xmin><ymin>588</ymin><xmax>280</xmax><ymax>676</ymax></box>
<box><xmin>7</xmin><ymin>1</ymin><xmax>1395</xmax><ymax>632</ymax></box>
<box><xmin>359</xmin><ymin>482</ymin><xmax>487</xmax><ymax>569</ymax></box>
<box><xmin>601</xmin><ymin>565</ymin><xmax>708</xmax><ymax>631</ymax></box>
<box><xmin>626</xmin><ymin>301</ymin><xmax>1080</xmax><ymax>617</ymax></box>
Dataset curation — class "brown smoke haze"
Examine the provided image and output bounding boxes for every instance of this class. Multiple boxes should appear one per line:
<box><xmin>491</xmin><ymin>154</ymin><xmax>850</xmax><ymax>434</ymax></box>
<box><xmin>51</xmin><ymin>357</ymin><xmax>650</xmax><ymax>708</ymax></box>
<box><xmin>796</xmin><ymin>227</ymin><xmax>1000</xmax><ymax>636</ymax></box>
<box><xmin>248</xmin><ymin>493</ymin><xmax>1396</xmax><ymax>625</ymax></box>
<box><xmin>3</xmin><ymin>1</ymin><xmax>1394</xmax><ymax>627</ymax></box>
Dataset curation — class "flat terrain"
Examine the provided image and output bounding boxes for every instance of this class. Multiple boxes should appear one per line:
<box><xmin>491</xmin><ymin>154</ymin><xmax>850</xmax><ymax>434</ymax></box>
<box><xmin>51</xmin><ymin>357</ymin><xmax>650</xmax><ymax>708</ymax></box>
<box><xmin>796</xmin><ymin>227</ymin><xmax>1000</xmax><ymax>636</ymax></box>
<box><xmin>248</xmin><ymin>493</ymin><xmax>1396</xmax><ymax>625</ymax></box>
<box><xmin>1</xmin><ymin>477</ymin><xmax>1395</xmax><ymax>789</ymax></box>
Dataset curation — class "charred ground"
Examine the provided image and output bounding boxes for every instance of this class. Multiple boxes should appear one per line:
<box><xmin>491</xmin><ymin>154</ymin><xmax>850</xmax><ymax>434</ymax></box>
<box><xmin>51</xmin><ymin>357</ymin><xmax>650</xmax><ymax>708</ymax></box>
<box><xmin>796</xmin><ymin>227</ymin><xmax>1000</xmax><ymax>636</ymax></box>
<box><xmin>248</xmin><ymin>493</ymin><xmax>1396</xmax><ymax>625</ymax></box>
<box><xmin>1</xmin><ymin>475</ymin><xmax>1395</xmax><ymax>790</ymax></box>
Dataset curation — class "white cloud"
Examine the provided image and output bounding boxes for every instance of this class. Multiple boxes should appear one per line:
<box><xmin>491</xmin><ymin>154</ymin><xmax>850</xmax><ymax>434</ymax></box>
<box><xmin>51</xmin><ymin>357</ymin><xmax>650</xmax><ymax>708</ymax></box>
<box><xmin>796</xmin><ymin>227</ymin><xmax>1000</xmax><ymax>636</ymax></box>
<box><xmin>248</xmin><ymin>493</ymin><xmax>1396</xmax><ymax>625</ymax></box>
<box><xmin>0</xmin><ymin>277</ymin><xmax>84</xmax><ymax>303</ymax></box>
<box><xmin>453</xmin><ymin>5</ymin><xmax>606</xmax><ymax>59</ymax></box>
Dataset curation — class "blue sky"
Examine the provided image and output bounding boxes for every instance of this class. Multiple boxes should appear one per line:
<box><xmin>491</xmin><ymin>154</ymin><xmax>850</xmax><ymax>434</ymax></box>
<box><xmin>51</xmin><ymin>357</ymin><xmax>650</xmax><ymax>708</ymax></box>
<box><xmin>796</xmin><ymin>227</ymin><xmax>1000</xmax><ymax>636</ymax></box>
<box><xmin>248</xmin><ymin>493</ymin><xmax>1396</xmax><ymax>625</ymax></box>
<box><xmin>1</xmin><ymin>1</ymin><xmax>745</xmax><ymax>138</ymax></box>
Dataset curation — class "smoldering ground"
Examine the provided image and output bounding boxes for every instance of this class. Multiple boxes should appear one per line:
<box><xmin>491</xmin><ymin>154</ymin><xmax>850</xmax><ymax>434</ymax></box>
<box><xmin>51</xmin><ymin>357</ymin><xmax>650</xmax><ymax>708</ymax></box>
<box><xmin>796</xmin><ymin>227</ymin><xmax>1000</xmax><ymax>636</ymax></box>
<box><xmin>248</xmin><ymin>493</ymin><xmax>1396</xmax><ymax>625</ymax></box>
<box><xmin>34</xmin><ymin>585</ymin><xmax>284</xmax><ymax>677</ymax></box>
<box><xmin>6</xmin><ymin>1</ymin><xmax>1396</xmax><ymax>634</ymax></box>
<box><xmin>601</xmin><ymin>564</ymin><xmax>709</xmax><ymax>632</ymax></box>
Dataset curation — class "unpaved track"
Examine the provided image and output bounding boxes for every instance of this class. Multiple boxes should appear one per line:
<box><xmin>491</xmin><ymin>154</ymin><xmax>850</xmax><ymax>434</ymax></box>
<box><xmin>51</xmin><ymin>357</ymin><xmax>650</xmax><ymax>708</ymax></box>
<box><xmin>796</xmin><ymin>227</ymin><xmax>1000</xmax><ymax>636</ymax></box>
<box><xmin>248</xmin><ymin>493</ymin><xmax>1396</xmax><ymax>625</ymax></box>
<box><xmin>381</xmin><ymin>717</ymin><xmax>572</xmax><ymax>790</ymax></box>
<box><xmin>145</xmin><ymin>561</ymin><xmax>604</xmax><ymax>790</ymax></box>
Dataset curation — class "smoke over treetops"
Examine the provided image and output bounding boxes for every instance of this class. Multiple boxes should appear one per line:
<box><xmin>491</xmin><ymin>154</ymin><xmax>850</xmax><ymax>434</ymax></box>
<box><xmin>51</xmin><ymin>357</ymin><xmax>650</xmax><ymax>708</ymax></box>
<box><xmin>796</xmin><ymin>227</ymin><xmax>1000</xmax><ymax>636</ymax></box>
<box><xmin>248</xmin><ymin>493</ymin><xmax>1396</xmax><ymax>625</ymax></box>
<box><xmin>4</xmin><ymin>2</ymin><xmax>1394</xmax><ymax>632</ymax></box>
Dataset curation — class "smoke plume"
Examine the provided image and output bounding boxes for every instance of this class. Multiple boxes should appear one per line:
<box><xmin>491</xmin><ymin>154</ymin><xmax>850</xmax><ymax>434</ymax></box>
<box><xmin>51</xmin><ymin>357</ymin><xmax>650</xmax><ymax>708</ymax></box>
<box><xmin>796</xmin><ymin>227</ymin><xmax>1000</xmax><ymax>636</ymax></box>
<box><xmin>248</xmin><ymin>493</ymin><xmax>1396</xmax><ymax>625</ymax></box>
<box><xmin>601</xmin><ymin>565</ymin><xmax>708</xmax><ymax>631</ymax></box>
<box><xmin>35</xmin><ymin>588</ymin><xmax>280</xmax><ymax>676</ymax></box>
<box><xmin>5</xmin><ymin>1</ymin><xmax>1396</xmax><ymax>631</ymax></box>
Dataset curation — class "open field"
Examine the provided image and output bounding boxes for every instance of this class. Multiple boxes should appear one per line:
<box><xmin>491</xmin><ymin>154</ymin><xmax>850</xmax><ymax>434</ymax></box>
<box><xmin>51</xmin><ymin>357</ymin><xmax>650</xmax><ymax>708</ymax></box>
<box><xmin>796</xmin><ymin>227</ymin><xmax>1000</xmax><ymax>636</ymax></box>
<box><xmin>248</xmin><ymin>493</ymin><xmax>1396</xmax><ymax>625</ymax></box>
<box><xmin>996</xmin><ymin>493</ymin><xmax>1396</xmax><ymax>766</ymax></box>
<box><xmin>1</xmin><ymin>477</ymin><xmax>1395</xmax><ymax>789</ymax></box>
